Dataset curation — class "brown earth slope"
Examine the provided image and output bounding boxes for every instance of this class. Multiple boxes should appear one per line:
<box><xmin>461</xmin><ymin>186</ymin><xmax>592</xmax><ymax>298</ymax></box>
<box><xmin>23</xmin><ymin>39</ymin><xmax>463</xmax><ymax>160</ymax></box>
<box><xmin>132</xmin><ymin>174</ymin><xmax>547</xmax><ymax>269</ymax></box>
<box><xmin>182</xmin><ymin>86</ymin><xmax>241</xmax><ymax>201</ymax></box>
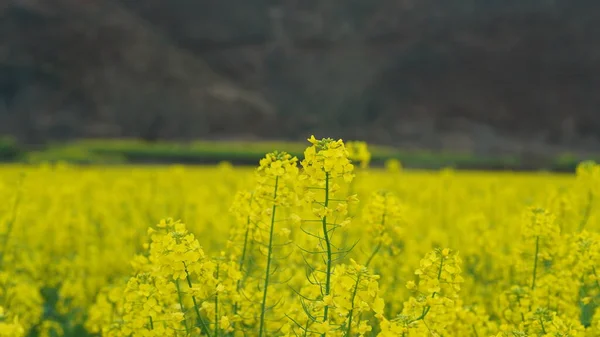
<box><xmin>1</xmin><ymin>0</ymin><xmax>599</xmax><ymax>155</ymax></box>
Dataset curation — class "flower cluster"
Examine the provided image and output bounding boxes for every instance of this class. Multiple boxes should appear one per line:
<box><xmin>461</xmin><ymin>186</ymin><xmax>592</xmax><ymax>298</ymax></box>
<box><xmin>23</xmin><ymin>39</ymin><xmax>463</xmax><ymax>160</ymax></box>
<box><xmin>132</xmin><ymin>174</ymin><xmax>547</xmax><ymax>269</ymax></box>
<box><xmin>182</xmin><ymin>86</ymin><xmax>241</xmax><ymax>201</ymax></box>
<box><xmin>576</xmin><ymin>160</ymin><xmax>600</xmax><ymax>187</ymax></box>
<box><xmin>346</xmin><ymin>141</ymin><xmax>371</xmax><ymax>169</ymax></box>
<box><xmin>258</xmin><ymin>151</ymin><xmax>299</xmax><ymax>178</ymax></box>
<box><xmin>0</xmin><ymin>273</ymin><xmax>43</xmax><ymax>336</ymax></box>
<box><xmin>301</xmin><ymin>136</ymin><xmax>355</xmax><ymax>185</ymax></box>
<box><xmin>89</xmin><ymin>219</ymin><xmax>226</xmax><ymax>337</ymax></box>
<box><xmin>0</xmin><ymin>306</ymin><xmax>24</xmax><ymax>337</ymax></box>
<box><xmin>149</xmin><ymin>219</ymin><xmax>210</xmax><ymax>280</ymax></box>
<box><xmin>286</xmin><ymin>259</ymin><xmax>384</xmax><ymax>337</ymax></box>
<box><xmin>396</xmin><ymin>248</ymin><xmax>464</xmax><ymax>335</ymax></box>
<box><xmin>362</xmin><ymin>190</ymin><xmax>404</xmax><ymax>266</ymax></box>
<box><xmin>1</xmin><ymin>137</ymin><xmax>600</xmax><ymax>337</ymax></box>
<box><xmin>384</xmin><ymin>159</ymin><xmax>402</xmax><ymax>173</ymax></box>
<box><xmin>522</xmin><ymin>207</ymin><xmax>560</xmax><ymax>240</ymax></box>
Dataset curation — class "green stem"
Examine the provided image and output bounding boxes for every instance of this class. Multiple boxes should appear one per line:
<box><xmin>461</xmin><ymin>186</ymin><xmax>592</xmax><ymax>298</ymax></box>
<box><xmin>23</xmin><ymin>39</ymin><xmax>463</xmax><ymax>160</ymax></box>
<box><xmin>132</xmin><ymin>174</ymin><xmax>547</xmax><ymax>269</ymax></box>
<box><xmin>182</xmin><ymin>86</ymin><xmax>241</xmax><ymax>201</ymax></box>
<box><xmin>184</xmin><ymin>262</ymin><xmax>212</xmax><ymax>337</ymax></box>
<box><xmin>258</xmin><ymin>176</ymin><xmax>279</xmax><ymax>337</ymax></box>
<box><xmin>344</xmin><ymin>274</ymin><xmax>361</xmax><ymax>337</ymax></box>
<box><xmin>346</xmin><ymin>178</ymin><xmax>356</xmax><ymax>218</ymax></box>
<box><xmin>409</xmin><ymin>255</ymin><xmax>444</xmax><ymax>324</ymax></box>
<box><xmin>149</xmin><ymin>316</ymin><xmax>154</xmax><ymax>330</ymax></box>
<box><xmin>539</xmin><ymin>318</ymin><xmax>547</xmax><ymax>334</ymax></box>
<box><xmin>365</xmin><ymin>243</ymin><xmax>381</xmax><ymax>268</ymax></box>
<box><xmin>436</xmin><ymin>255</ymin><xmax>444</xmax><ymax>283</ymax></box>
<box><xmin>175</xmin><ymin>280</ymin><xmax>190</xmax><ymax>335</ymax></box>
<box><xmin>532</xmin><ymin>236</ymin><xmax>540</xmax><ymax>290</ymax></box>
<box><xmin>365</xmin><ymin>213</ymin><xmax>386</xmax><ymax>267</ymax></box>
<box><xmin>215</xmin><ymin>263</ymin><xmax>220</xmax><ymax>337</ymax></box>
<box><xmin>592</xmin><ymin>267</ymin><xmax>600</xmax><ymax>292</ymax></box>
<box><xmin>579</xmin><ymin>190</ymin><xmax>593</xmax><ymax>231</ymax></box>
<box><xmin>238</xmin><ymin>194</ymin><xmax>254</xmax><ymax>273</ymax></box>
<box><xmin>0</xmin><ymin>188</ymin><xmax>21</xmax><ymax>269</ymax></box>
<box><xmin>232</xmin><ymin>212</ymin><xmax>252</xmax><ymax>332</ymax></box>
<box><xmin>238</xmin><ymin>216</ymin><xmax>251</xmax><ymax>272</ymax></box>
<box><xmin>322</xmin><ymin>172</ymin><xmax>332</xmax><ymax>331</ymax></box>
<box><xmin>472</xmin><ymin>324</ymin><xmax>479</xmax><ymax>337</ymax></box>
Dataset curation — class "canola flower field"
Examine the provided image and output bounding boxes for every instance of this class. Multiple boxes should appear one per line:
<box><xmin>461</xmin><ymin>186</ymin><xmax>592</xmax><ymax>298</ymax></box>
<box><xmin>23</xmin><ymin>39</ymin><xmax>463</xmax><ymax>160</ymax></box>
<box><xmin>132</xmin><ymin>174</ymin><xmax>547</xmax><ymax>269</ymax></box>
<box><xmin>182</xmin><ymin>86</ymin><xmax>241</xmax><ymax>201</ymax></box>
<box><xmin>0</xmin><ymin>136</ymin><xmax>599</xmax><ymax>337</ymax></box>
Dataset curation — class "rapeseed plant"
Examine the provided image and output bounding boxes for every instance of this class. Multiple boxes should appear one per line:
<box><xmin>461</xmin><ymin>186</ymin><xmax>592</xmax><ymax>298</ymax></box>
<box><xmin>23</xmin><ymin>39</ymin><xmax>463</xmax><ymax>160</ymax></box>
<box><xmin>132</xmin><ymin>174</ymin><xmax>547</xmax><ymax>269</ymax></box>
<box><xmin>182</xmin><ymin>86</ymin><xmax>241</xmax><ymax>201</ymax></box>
<box><xmin>0</xmin><ymin>144</ymin><xmax>599</xmax><ymax>337</ymax></box>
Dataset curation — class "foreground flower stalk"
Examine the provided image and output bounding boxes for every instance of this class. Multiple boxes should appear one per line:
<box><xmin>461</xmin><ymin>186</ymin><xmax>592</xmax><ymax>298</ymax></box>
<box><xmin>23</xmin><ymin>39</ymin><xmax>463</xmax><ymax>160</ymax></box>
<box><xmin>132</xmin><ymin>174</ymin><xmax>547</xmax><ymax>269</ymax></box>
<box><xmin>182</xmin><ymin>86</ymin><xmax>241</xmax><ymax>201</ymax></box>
<box><xmin>0</xmin><ymin>141</ymin><xmax>599</xmax><ymax>337</ymax></box>
<box><xmin>255</xmin><ymin>152</ymin><xmax>299</xmax><ymax>337</ymax></box>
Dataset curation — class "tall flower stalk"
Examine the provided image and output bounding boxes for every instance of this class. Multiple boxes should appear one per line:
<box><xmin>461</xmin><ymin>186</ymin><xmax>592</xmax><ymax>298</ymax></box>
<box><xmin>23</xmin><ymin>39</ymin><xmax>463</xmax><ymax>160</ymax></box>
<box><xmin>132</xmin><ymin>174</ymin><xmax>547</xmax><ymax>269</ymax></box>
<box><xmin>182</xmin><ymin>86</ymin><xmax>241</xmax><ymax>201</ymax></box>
<box><xmin>0</xmin><ymin>179</ymin><xmax>22</xmax><ymax>269</ymax></box>
<box><xmin>228</xmin><ymin>190</ymin><xmax>259</xmax><ymax>331</ymax></box>
<box><xmin>575</xmin><ymin>161</ymin><xmax>599</xmax><ymax>232</ymax></box>
<box><xmin>294</xmin><ymin>136</ymin><xmax>358</xmax><ymax>335</ymax></box>
<box><xmin>255</xmin><ymin>152</ymin><xmax>299</xmax><ymax>337</ymax></box>
<box><xmin>362</xmin><ymin>190</ymin><xmax>403</xmax><ymax>268</ymax></box>
<box><xmin>522</xmin><ymin>208</ymin><xmax>559</xmax><ymax>291</ymax></box>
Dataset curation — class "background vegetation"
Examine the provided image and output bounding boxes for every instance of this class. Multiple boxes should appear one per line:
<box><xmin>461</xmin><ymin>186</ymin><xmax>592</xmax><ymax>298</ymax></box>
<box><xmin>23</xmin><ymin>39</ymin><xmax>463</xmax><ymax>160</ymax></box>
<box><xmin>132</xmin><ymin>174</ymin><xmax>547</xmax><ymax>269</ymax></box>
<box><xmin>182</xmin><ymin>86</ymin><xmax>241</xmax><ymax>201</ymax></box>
<box><xmin>1</xmin><ymin>0</ymin><xmax>600</xmax><ymax>164</ymax></box>
<box><xmin>0</xmin><ymin>137</ymin><xmax>593</xmax><ymax>172</ymax></box>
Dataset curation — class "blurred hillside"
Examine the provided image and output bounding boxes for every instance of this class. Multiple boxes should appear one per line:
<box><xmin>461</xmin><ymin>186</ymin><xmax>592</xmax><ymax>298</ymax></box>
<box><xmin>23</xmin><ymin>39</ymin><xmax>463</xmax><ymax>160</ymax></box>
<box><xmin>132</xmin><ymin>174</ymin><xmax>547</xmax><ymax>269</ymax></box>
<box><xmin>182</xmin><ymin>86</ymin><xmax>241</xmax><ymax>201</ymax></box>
<box><xmin>1</xmin><ymin>0</ymin><xmax>599</xmax><ymax>156</ymax></box>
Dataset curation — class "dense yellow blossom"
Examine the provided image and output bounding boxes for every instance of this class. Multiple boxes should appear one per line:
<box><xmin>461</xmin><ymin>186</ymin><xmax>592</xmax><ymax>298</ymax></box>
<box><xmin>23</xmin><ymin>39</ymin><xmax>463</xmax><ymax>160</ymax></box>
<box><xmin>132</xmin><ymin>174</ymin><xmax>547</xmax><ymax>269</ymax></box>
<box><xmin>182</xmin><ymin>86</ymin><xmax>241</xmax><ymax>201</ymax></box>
<box><xmin>0</xmin><ymin>139</ymin><xmax>599</xmax><ymax>336</ymax></box>
<box><xmin>346</xmin><ymin>141</ymin><xmax>371</xmax><ymax>169</ymax></box>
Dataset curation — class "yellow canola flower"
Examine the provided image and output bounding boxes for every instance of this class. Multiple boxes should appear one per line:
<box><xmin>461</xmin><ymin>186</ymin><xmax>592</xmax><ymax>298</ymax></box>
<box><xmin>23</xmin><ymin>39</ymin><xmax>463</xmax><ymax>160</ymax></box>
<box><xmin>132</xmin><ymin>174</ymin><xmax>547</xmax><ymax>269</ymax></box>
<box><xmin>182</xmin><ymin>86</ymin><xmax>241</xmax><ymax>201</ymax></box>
<box><xmin>346</xmin><ymin>141</ymin><xmax>372</xmax><ymax>169</ymax></box>
<box><xmin>302</xmin><ymin>136</ymin><xmax>355</xmax><ymax>184</ymax></box>
<box><xmin>0</xmin><ymin>142</ymin><xmax>597</xmax><ymax>337</ymax></box>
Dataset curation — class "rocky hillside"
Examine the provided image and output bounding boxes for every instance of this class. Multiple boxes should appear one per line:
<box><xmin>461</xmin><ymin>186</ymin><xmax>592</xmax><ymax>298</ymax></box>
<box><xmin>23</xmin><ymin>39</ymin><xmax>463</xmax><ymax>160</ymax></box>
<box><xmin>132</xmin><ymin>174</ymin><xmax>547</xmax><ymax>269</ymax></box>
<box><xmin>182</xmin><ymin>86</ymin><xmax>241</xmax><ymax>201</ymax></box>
<box><xmin>1</xmin><ymin>0</ymin><xmax>599</xmax><ymax>155</ymax></box>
